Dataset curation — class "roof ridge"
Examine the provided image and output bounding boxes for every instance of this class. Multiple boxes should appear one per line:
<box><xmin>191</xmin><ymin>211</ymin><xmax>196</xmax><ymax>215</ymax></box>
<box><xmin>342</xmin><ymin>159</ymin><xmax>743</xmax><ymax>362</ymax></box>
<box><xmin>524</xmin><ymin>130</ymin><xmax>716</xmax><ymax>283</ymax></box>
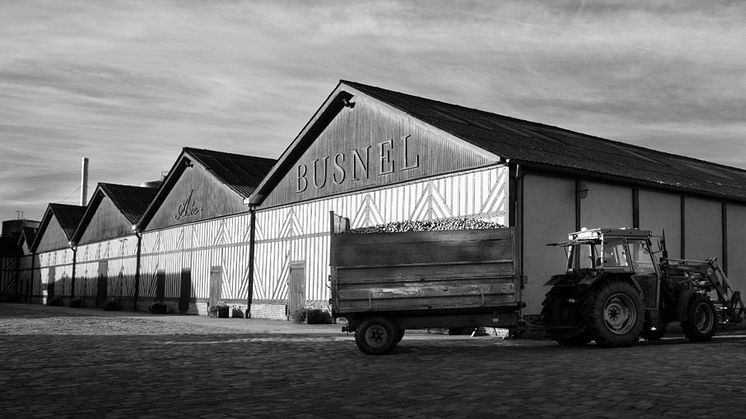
<box><xmin>341</xmin><ymin>80</ymin><xmax>746</xmax><ymax>176</ymax></box>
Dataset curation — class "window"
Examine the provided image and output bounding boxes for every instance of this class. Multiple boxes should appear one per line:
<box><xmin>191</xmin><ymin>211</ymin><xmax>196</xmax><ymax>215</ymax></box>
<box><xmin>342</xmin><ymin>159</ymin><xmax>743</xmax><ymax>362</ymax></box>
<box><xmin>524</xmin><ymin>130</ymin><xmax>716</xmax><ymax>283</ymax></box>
<box><xmin>628</xmin><ymin>240</ymin><xmax>656</xmax><ymax>274</ymax></box>
<box><xmin>601</xmin><ymin>238</ymin><xmax>628</xmax><ymax>267</ymax></box>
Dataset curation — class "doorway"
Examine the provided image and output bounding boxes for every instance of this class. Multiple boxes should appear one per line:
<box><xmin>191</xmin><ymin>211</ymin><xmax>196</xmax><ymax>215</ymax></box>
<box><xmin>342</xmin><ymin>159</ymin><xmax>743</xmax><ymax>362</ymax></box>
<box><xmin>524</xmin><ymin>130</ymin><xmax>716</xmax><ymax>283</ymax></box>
<box><xmin>96</xmin><ymin>261</ymin><xmax>108</xmax><ymax>307</ymax></box>
<box><xmin>208</xmin><ymin>266</ymin><xmax>222</xmax><ymax>308</ymax></box>
<box><xmin>179</xmin><ymin>268</ymin><xmax>192</xmax><ymax>314</ymax></box>
<box><xmin>287</xmin><ymin>261</ymin><xmax>306</xmax><ymax>320</ymax></box>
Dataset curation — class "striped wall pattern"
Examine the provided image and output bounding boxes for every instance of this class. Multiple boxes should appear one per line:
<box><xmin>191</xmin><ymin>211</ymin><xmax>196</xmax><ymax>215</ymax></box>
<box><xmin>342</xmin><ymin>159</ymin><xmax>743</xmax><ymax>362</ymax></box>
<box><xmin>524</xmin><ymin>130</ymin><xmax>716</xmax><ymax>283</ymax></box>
<box><xmin>254</xmin><ymin>165</ymin><xmax>509</xmax><ymax>309</ymax></box>
<box><xmin>17</xmin><ymin>255</ymin><xmax>38</xmax><ymax>302</ymax></box>
<box><xmin>35</xmin><ymin>248</ymin><xmax>75</xmax><ymax>302</ymax></box>
<box><xmin>139</xmin><ymin>214</ymin><xmax>252</xmax><ymax>306</ymax></box>
<box><xmin>75</xmin><ymin>235</ymin><xmax>139</xmax><ymax>301</ymax></box>
<box><xmin>0</xmin><ymin>256</ymin><xmax>17</xmax><ymax>300</ymax></box>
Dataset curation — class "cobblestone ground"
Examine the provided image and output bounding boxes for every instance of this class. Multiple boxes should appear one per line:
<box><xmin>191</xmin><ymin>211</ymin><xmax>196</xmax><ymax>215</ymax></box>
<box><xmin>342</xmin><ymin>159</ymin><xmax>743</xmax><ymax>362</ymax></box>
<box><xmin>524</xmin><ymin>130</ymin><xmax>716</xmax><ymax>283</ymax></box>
<box><xmin>2</xmin><ymin>303</ymin><xmax>746</xmax><ymax>418</ymax></box>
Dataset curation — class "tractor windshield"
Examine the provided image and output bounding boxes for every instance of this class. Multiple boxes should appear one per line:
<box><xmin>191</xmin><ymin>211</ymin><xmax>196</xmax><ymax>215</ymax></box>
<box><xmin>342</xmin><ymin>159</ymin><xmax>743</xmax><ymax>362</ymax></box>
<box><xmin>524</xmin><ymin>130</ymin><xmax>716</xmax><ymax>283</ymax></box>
<box><xmin>567</xmin><ymin>241</ymin><xmax>601</xmax><ymax>271</ymax></box>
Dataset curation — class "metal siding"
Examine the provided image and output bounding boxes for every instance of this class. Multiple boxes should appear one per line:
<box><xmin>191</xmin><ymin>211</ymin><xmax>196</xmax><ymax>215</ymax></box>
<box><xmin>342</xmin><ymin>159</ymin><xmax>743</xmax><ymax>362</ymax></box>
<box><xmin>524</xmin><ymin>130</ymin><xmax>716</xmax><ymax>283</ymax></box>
<box><xmin>255</xmin><ymin>165</ymin><xmax>508</xmax><ymax>305</ymax></box>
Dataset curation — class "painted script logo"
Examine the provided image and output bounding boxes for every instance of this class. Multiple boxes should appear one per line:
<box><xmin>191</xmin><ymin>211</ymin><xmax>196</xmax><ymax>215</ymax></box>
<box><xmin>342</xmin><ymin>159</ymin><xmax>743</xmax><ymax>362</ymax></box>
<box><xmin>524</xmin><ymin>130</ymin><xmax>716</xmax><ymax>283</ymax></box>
<box><xmin>175</xmin><ymin>189</ymin><xmax>203</xmax><ymax>221</ymax></box>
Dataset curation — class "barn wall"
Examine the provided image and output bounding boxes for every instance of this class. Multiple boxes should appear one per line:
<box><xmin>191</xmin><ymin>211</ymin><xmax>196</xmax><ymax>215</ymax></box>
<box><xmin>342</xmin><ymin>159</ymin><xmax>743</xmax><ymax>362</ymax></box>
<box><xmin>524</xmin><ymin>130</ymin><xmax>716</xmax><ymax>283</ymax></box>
<box><xmin>139</xmin><ymin>213</ymin><xmax>253</xmax><ymax>315</ymax></box>
<box><xmin>726</xmin><ymin>203</ymin><xmax>746</xmax><ymax>294</ymax></box>
<box><xmin>17</xmin><ymin>254</ymin><xmax>37</xmax><ymax>303</ymax></box>
<box><xmin>684</xmin><ymin>197</ymin><xmax>722</xmax><ymax>261</ymax></box>
<box><xmin>75</xmin><ymin>235</ymin><xmax>139</xmax><ymax>309</ymax></box>
<box><xmin>254</xmin><ymin>165</ymin><xmax>509</xmax><ymax>319</ymax></box>
<box><xmin>0</xmin><ymin>256</ymin><xmax>17</xmax><ymax>301</ymax></box>
<box><xmin>579</xmin><ymin>182</ymin><xmax>633</xmax><ymax>229</ymax></box>
<box><xmin>521</xmin><ymin>173</ymin><xmax>576</xmax><ymax>315</ymax></box>
<box><xmin>35</xmin><ymin>248</ymin><xmax>75</xmax><ymax>305</ymax></box>
<box><xmin>639</xmin><ymin>190</ymin><xmax>682</xmax><ymax>259</ymax></box>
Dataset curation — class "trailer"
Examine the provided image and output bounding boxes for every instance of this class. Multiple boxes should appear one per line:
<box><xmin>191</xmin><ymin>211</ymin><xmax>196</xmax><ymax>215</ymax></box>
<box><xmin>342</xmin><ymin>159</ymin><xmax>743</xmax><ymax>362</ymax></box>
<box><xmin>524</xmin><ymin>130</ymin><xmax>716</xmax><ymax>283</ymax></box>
<box><xmin>329</xmin><ymin>212</ymin><xmax>522</xmax><ymax>354</ymax></box>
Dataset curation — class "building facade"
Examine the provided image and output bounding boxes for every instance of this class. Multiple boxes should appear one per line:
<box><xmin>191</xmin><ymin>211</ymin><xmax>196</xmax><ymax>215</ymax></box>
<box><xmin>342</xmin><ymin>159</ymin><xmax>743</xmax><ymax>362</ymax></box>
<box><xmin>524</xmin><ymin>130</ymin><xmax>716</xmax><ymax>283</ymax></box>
<box><xmin>248</xmin><ymin>81</ymin><xmax>746</xmax><ymax>318</ymax></box>
<box><xmin>134</xmin><ymin>148</ymin><xmax>275</xmax><ymax>315</ymax></box>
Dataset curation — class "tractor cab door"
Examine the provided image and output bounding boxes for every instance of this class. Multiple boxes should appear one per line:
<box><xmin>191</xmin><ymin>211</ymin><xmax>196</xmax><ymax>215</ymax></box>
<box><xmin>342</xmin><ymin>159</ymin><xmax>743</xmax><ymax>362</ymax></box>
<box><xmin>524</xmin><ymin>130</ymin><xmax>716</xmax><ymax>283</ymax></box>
<box><xmin>627</xmin><ymin>239</ymin><xmax>659</xmax><ymax>309</ymax></box>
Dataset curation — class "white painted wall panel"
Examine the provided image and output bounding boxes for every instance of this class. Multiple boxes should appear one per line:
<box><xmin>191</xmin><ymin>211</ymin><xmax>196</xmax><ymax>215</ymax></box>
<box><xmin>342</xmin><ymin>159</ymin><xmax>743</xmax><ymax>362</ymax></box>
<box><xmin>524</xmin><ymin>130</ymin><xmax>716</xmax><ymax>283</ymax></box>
<box><xmin>254</xmin><ymin>165</ymin><xmax>509</xmax><ymax>309</ymax></box>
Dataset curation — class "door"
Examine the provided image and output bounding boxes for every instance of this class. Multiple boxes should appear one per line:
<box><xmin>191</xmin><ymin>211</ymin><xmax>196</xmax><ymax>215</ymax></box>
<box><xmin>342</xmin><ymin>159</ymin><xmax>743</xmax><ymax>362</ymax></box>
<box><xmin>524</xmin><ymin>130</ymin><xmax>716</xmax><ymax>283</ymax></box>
<box><xmin>287</xmin><ymin>261</ymin><xmax>306</xmax><ymax>320</ymax></box>
<box><xmin>179</xmin><ymin>268</ymin><xmax>192</xmax><ymax>314</ymax></box>
<box><xmin>46</xmin><ymin>267</ymin><xmax>56</xmax><ymax>303</ymax></box>
<box><xmin>156</xmin><ymin>270</ymin><xmax>166</xmax><ymax>301</ymax></box>
<box><xmin>208</xmin><ymin>266</ymin><xmax>222</xmax><ymax>308</ymax></box>
<box><xmin>96</xmin><ymin>261</ymin><xmax>108</xmax><ymax>307</ymax></box>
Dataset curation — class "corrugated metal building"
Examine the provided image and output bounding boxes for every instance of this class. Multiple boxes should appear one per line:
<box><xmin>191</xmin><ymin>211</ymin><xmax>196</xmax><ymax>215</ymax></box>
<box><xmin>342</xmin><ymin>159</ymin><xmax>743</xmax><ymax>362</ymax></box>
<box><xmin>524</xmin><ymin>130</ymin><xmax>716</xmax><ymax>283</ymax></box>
<box><xmin>134</xmin><ymin>148</ymin><xmax>275</xmax><ymax>315</ymax></box>
<box><xmin>247</xmin><ymin>80</ymin><xmax>746</xmax><ymax>318</ymax></box>
<box><xmin>70</xmin><ymin>183</ymin><xmax>158</xmax><ymax>309</ymax></box>
<box><xmin>30</xmin><ymin>204</ymin><xmax>86</xmax><ymax>305</ymax></box>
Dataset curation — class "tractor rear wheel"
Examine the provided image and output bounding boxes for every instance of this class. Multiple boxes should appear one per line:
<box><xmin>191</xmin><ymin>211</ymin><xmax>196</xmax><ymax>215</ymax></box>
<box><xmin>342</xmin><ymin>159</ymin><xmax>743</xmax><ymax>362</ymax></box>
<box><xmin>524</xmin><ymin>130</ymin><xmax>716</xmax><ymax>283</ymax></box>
<box><xmin>682</xmin><ymin>294</ymin><xmax>716</xmax><ymax>342</ymax></box>
<box><xmin>354</xmin><ymin>316</ymin><xmax>398</xmax><ymax>355</ymax></box>
<box><xmin>584</xmin><ymin>279</ymin><xmax>644</xmax><ymax>347</ymax></box>
<box><xmin>542</xmin><ymin>289</ymin><xmax>590</xmax><ymax>345</ymax></box>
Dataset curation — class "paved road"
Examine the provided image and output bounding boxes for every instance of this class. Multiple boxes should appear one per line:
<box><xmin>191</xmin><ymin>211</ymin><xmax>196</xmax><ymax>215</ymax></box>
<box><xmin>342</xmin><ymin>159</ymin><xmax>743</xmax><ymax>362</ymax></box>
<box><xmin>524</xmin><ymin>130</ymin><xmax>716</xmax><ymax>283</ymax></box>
<box><xmin>2</xmin><ymin>303</ymin><xmax>746</xmax><ymax>418</ymax></box>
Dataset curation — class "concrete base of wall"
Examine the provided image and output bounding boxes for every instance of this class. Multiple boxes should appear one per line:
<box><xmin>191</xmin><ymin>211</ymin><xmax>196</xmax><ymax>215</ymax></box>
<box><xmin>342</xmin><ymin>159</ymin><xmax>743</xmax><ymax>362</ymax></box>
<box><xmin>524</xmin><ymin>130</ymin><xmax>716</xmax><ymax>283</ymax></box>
<box><xmin>250</xmin><ymin>303</ymin><xmax>287</xmax><ymax>320</ymax></box>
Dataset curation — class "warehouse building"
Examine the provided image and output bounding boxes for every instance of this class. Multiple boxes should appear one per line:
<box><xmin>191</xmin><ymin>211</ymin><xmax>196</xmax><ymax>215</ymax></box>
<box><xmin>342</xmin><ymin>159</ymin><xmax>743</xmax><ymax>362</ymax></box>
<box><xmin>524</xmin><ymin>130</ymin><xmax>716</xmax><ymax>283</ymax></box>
<box><xmin>30</xmin><ymin>204</ymin><xmax>86</xmax><ymax>305</ymax></box>
<box><xmin>133</xmin><ymin>148</ymin><xmax>275</xmax><ymax>315</ymax></box>
<box><xmin>247</xmin><ymin>80</ymin><xmax>746</xmax><ymax>318</ymax></box>
<box><xmin>70</xmin><ymin>183</ymin><xmax>159</xmax><ymax>309</ymax></box>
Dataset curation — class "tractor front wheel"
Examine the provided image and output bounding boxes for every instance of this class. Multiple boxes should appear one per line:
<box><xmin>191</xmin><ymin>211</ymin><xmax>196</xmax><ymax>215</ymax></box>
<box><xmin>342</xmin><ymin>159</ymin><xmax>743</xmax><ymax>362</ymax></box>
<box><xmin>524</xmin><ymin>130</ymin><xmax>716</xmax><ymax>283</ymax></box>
<box><xmin>354</xmin><ymin>316</ymin><xmax>398</xmax><ymax>355</ymax></box>
<box><xmin>585</xmin><ymin>280</ymin><xmax>644</xmax><ymax>347</ymax></box>
<box><xmin>682</xmin><ymin>294</ymin><xmax>716</xmax><ymax>342</ymax></box>
<box><xmin>542</xmin><ymin>288</ymin><xmax>591</xmax><ymax>346</ymax></box>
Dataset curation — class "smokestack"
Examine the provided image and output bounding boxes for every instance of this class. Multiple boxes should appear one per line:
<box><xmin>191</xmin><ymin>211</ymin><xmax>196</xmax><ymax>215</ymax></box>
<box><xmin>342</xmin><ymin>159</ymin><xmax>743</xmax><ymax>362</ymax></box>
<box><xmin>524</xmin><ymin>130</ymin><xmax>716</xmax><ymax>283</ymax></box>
<box><xmin>80</xmin><ymin>157</ymin><xmax>89</xmax><ymax>206</ymax></box>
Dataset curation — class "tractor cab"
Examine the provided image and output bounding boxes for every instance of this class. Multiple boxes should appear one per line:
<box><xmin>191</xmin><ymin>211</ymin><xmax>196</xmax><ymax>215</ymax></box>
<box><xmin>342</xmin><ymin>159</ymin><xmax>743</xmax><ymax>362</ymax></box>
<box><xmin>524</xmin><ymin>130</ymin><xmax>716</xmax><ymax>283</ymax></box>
<box><xmin>554</xmin><ymin>228</ymin><xmax>658</xmax><ymax>276</ymax></box>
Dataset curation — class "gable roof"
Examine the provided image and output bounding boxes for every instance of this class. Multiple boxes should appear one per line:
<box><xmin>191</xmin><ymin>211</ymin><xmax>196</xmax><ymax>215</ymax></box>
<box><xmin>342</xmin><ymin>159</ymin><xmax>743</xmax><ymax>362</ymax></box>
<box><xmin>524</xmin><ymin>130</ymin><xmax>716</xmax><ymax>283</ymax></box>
<box><xmin>250</xmin><ymin>80</ymin><xmax>746</xmax><ymax>204</ymax></box>
<box><xmin>71</xmin><ymin>183</ymin><xmax>159</xmax><ymax>243</ymax></box>
<box><xmin>31</xmin><ymin>203</ymin><xmax>86</xmax><ymax>252</ymax></box>
<box><xmin>18</xmin><ymin>226</ymin><xmax>38</xmax><ymax>250</ymax></box>
<box><xmin>136</xmin><ymin>148</ymin><xmax>276</xmax><ymax>230</ymax></box>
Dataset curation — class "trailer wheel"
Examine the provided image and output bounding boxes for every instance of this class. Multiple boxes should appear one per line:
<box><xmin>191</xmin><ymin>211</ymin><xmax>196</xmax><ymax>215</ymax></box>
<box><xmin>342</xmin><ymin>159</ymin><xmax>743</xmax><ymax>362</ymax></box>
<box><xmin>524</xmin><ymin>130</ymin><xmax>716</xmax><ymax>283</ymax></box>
<box><xmin>355</xmin><ymin>317</ymin><xmax>398</xmax><ymax>355</ymax></box>
<box><xmin>682</xmin><ymin>294</ymin><xmax>716</xmax><ymax>342</ymax></box>
<box><xmin>542</xmin><ymin>289</ymin><xmax>590</xmax><ymax>345</ymax></box>
<box><xmin>585</xmin><ymin>279</ymin><xmax>644</xmax><ymax>347</ymax></box>
<box><xmin>395</xmin><ymin>329</ymin><xmax>405</xmax><ymax>343</ymax></box>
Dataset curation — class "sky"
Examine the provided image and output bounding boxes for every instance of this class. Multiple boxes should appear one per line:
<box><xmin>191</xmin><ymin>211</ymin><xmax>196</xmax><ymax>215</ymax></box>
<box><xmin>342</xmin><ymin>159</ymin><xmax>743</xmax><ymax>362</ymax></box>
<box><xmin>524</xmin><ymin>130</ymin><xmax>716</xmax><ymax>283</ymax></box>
<box><xmin>2</xmin><ymin>0</ymin><xmax>746</xmax><ymax>222</ymax></box>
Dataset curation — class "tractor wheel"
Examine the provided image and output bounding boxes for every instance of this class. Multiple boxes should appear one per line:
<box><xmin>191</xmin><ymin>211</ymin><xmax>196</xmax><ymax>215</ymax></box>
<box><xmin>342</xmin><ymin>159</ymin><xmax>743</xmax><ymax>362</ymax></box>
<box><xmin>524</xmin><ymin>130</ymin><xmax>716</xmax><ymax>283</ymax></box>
<box><xmin>584</xmin><ymin>280</ymin><xmax>644</xmax><ymax>347</ymax></box>
<box><xmin>542</xmin><ymin>289</ymin><xmax>591</xmax><ymax>346</ymax></box>
<box><xmin>682</xmin><ymin>294</ymin><xmax>716</xmax><ymax>342</ymax></box>
<box><xmin>354</xmin><ymin>316</ymin><xmax>398</xmax><ymax>355</ymax></box>
<box><xmin>641</xmin><ymin>324</ymin><xmax>667</xmax><ymax>341</ymax></box>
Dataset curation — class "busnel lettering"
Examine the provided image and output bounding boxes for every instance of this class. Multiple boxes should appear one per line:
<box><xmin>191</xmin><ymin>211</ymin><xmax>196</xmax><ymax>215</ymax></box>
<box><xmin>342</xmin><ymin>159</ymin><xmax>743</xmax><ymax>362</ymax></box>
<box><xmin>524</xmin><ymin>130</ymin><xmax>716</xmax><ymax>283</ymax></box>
<box><xmin>174</xmin><ymin>189</ymin><xmax>203</xmax><ymax>220</ymax></box>
<box><xmin>295</xmin><ymin>135</ymin><xmax>420</xmax><ymax>193</ymax></box>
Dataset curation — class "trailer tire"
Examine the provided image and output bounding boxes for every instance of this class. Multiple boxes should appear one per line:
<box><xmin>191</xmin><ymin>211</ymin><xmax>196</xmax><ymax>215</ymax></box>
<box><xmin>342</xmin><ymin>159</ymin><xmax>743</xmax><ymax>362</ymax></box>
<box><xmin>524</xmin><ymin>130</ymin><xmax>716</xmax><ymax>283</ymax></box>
<box><xmin>355</xmin><ymin>317</ymin><xmax>398</xmax><ymax>355</ymax></box>
<box><xmin>682</xmin><ymin>294</ymin><xmax>716</xmax><ymax>342</ymax></box>
<box><xmin>542</xmin><ymin>289</ymin><xmax>590</xmax><ymax>345</ymax></box>
<box><xmin>395</xmin><ymin>329</ymin><xmax>405</xmax><ymax>343</ymax></box>
<box><xmin>585</xmin><ymin>279</ymin><xmax>644</xmax><ymax>347</ymax></box>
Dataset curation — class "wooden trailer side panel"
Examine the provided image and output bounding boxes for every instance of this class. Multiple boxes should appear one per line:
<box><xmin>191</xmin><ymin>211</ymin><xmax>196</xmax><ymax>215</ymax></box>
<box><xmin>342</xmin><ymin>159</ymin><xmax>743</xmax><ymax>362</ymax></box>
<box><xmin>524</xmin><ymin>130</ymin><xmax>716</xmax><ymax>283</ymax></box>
<box><xmin>331</xmin><ymin>227</ymin><xmax>517</xmax><ymax>314</ymax></box>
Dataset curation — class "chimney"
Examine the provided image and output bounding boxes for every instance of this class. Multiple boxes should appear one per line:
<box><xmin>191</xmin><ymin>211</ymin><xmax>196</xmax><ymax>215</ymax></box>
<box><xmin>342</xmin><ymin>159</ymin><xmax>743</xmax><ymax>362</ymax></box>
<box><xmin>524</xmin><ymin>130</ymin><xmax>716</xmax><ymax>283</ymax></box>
<box><xmin>80</xmin><ymin>157</ymin><xmax>89</xmax><ymax>206</ymax></box>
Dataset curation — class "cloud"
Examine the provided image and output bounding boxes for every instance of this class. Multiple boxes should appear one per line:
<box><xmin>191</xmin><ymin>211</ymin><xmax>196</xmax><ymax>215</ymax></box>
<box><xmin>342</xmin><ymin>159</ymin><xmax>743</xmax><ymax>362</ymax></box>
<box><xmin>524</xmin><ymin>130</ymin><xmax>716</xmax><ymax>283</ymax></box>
<box><xmin>1</xmin><ymin>0</ymin><xmax>746</xmax><ymax>221</ymax></box>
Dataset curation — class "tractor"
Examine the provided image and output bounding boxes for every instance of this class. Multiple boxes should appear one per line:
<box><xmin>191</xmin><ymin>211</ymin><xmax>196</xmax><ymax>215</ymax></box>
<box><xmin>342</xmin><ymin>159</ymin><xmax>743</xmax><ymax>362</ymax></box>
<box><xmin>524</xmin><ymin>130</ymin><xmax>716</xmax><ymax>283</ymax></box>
<box><xmin>542</xmin><ymin>228</ymin><xmax>745</xmax><ymax>347</ymax></box>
